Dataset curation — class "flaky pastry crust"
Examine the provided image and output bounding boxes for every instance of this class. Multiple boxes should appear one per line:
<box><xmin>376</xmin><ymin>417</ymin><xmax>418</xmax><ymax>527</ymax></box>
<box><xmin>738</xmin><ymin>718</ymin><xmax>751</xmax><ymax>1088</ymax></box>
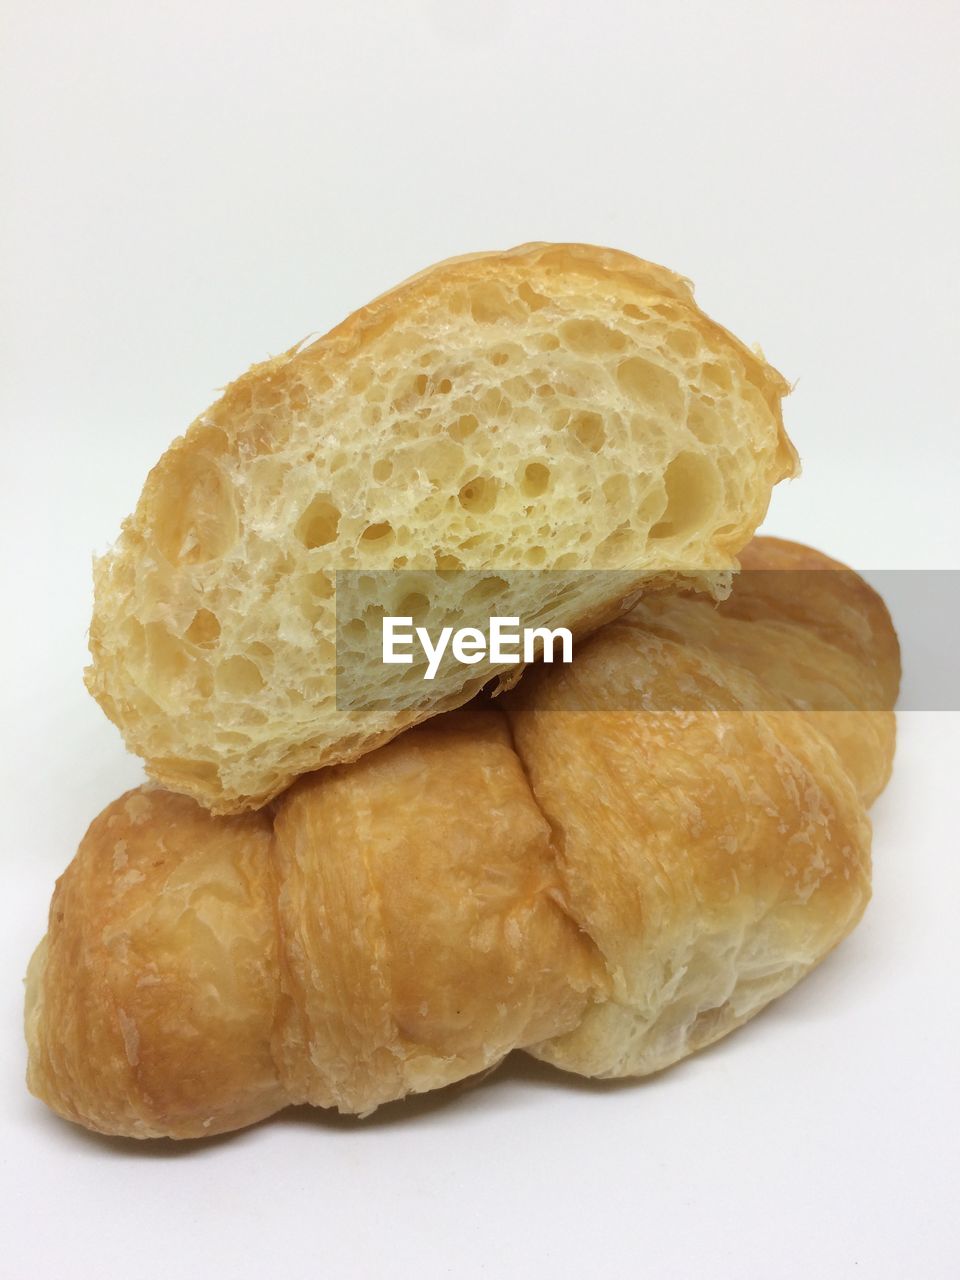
<box><xmin>28</xmin><ymin>539</ymin><xmax>898</xmax><ymax>1138</ymax></box>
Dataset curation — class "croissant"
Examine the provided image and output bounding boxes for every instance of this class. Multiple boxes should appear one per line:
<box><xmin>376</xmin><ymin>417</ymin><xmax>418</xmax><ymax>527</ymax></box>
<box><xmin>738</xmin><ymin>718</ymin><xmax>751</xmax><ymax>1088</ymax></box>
<box><xmin>84</xmin><ymin>242</ymin><xmax>797</xmax><ymax>814</ymax></box>
<box><xmin>25</xmin><ymin>538</ymin><xmax>898</xmax><ymax>1140</ymax></box>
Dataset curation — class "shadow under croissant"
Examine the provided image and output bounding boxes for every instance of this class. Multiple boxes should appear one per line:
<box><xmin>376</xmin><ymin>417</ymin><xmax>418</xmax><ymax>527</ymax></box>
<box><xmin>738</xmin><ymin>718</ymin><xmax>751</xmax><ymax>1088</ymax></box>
<box><xmin>34</xmin><ymin>936</ymin><xmax>868</xmax><ymax>1157</ymax></box>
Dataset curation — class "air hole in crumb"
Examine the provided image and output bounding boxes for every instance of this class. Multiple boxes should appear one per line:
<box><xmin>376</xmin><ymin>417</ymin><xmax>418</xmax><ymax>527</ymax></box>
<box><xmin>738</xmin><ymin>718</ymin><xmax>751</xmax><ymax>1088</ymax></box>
<box><xmin>398</xmin><ymin>592</ymin><xmax>431</xmax><ymax>620</ymax></box>
<box><xmin>469</xmin><ymin>283</ymin><xmax>523</xmax><ymax>325</ymax></box>
<box><xmin>342</xmin><ymin>618</ymin><xmax>368</xmax><ymax>646</ymax></box>
<box><xmin>616</xmin><ymin>357</ymin><xmax>682</xmax><ymax>417</ymax></box>
<box><xmin>153</xmin><ymin>756</ymin><xmax>220</xmax><ymax>787</ymax></box>
<box><xmin>360</xmin><ymin>522</ymin><xmax>395</xmax><ymax>545</ymax></box>
<box><xmin>304</xmin><ymin>571</ymin><xmax>334</xmax><ymax>600</ymax></box>
<box><xmin>636</xmin><ymin>485</ymin><xmax>667</xmax><ymax>525</ymax></box>
<box><xmin>712</xmin><ymin>521</ymin><xmax>744</xmax><ymax>552</ymax></box>
<box><xmin>570</xmin><ymin>410</ymin><xmax>606</xmax><ymax>452</ymax></box>
<box><xmin>458</xmin><ymin>476</ymin><xmax>498</xmax><ymax>514</ymax></box>
<box><xmin>185</xmin><ymin>608</ymin><xmax>221</xmax><ymax>648</ymax></box>
<box><xmin>649</xmin><ymin>452</ymin><xmax>721</xmax><ymax>540</ymax></box>
<box><xmin>482</xmin><ymin>387</ymin><xmax>506</xmax><ymax>415</ymax></box>
<box><xmin>560</xmin><ymin>318</ymin><xmax>627</xmax><ymax>355</ymax></box>
<box><xmin>296</xmin><ymin>494</ymin><xmax>341</xmax><ymax>548</ymax></box>
<box><xmin>518</xmin><ymin>282</ymin><xmax>548</xmax><ymax>311</ymax></box>
<box><xmin>702</xmin><ymin>362</ymin><xmax>733</xmax><ymax>393</ymax></box>
<box><xmin>522</xmin><ymin>462</ymin><xmax>551</xmax><ymax>497</ymax></box>
<box><xmin>449</xmin><ymin>413</ymin><xmax>478</xmax><ymax>442</ymax></box>
<box><xmin>373</xmin><ymin>459</ymin><xmax>393</xmax><ymax>482</ymax></box>
<box><xmin>435</xmin><ymin>553</ymin><xmax>464</xmax><ymax>573</ymax></box>
<box><xmin>503</xmin><ymin>376</ymin><xmax>532</xmax><ymax>401</ymax></box>
<box><xmin>687</xmin><ymin>401</ymin><xmax>721</xmax><ymax>443</ymax></box>
<box><xmin>464</xmin><ymin>576</ymin><xmax>508</xmax><ymax>605</ymax></box>
<box><xmin>217</xmin><ymin>656</ymin><xmax>264</xmax><ymax>696</ymax></box>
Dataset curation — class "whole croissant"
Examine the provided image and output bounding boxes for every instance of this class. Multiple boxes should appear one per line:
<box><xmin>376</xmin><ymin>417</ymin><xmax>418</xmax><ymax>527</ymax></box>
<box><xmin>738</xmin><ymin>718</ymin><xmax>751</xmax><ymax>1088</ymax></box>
<box><xmin>25</xmin><ymin>538</ymin><xmax>899</xmax><ymax>1139</ymax></box>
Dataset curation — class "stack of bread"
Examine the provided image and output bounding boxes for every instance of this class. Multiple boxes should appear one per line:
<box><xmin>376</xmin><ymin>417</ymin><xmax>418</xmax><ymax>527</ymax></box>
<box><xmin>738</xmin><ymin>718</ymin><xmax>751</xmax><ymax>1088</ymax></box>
<box><xmin>24</xmin><ymin>243</ymin><xmax>900</xmax><ymax>1139</ymax></box>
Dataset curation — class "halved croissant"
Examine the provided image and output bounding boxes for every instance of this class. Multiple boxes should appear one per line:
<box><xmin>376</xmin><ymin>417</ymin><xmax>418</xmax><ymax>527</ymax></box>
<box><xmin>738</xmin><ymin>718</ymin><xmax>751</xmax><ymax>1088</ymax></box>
<box><xmin>26</xmin><ymin>538</ymin><xmax>898</xmax><ymax>1139</ymax></box>
<box><xmin>84</xmin><ymin>243</ymin><xmax>797</xmax><ymax>813</ymax></box>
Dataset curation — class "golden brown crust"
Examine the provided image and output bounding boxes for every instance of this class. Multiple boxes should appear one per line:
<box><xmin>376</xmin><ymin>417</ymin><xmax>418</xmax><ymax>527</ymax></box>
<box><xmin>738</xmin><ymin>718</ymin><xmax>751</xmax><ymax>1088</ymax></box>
<box><xmin>85</xmin><ymin>243</ymin><xmax>798</xmax><ymax>813</ymax></box>
<box><xmin>28</xmin><ymin>538</ymin><xmax>896</xmax><ymax>1139</ymax></box>
<box><xmin>271</xmin><ymin>709</ymin><xmax>598</xmax><ymax>1115</ymax></box>
<box><xmin>25</xmin><ymin>790</ymin><xmax>283</xmax><ymax>1139</ymax></box>
<box><xmin>502</xmin><ymin>539</ymin><xmax>886</xmax><ymax>1075</ymax></box>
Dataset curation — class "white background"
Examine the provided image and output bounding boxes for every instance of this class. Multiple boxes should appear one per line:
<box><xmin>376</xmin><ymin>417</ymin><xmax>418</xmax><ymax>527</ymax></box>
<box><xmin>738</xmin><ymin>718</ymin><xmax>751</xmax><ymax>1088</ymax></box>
<box><xmin>2</xmin><ymin>2</ymin><xmax>958</xmax><ymax>1276</ymax></box>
